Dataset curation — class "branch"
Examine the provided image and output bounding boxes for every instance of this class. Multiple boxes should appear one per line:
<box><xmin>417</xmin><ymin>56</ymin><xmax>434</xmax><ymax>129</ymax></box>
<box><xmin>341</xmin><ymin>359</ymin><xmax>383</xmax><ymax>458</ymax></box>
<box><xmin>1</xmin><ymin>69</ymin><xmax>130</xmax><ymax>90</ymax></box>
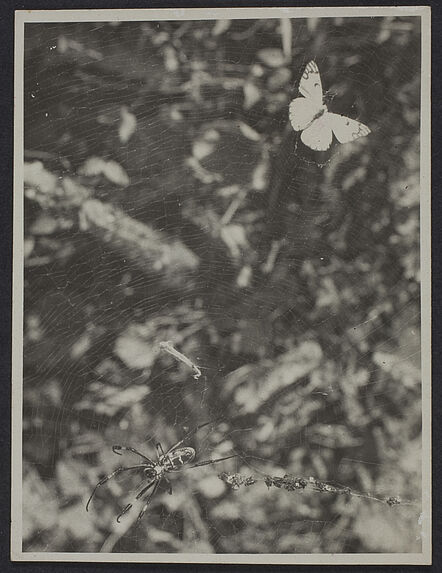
<box><xmin>24</xmin><ymin>161</ymin><xmax>199</xmax><ymax>288</ymax></box>
<box><xmin>79</xmin><ymin>199</ymin><xmax>199</xmax><ymax>287</ymax></box>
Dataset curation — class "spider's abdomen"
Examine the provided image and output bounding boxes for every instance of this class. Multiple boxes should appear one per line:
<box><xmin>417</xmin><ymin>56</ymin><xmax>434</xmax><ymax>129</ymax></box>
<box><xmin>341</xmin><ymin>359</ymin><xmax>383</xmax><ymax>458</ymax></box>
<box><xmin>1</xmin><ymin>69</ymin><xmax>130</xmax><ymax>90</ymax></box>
<box><xmin>163</xmin><ymin>447</ymin><xmax>196</xmax><ymax>470</ymax></box>
<box><xmin>143</xmin><ymin>467</ymin><xmax>157</xmax><ymax>479</ymax></box>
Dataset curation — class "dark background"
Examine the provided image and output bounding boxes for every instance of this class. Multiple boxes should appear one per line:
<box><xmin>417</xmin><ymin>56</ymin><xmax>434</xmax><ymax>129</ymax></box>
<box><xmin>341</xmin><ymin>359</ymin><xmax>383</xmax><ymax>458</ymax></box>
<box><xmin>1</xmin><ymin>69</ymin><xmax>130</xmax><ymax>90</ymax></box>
<box><xmin>1</xmin><ymin>0</ymin><xmax>440</xmax><ymax>571</ymax></box>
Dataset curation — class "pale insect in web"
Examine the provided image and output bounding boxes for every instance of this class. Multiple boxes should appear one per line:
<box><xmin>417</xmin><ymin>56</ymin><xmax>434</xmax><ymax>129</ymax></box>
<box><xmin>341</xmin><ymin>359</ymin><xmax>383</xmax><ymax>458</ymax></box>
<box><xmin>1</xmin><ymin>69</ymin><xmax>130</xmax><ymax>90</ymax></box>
<box><xmin>289</xmin><ymin>60</ymin><xmax>371</xmax><ymax>151</ymax></box>
<box><xmin>159</xmin><ymin>340</ymin><xmax>203</xmax><ymax>380</ymax></box>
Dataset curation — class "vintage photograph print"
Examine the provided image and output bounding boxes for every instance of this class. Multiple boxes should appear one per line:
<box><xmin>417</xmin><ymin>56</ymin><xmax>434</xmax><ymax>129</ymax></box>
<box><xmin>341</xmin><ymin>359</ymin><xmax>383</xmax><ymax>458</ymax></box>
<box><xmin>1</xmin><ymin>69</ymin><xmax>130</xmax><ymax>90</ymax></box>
<box><xmin>12</xmin><ymin>7</ymin><xmax>431</xmax><ymax>564</ymax></box>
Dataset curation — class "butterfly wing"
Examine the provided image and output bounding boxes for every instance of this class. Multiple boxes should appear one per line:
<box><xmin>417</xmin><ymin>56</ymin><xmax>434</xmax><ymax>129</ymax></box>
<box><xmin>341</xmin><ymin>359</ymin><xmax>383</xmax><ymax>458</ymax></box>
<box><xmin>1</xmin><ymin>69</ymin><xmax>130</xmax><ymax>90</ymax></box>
<box><xmin>289</xmin><ymin>97</ymin><xmax>321</xmax><ymax>131</ymax></box>
<box><xmin>327</xmin><ymin>113</ymin><xmax>371</xmax><ymax>143</ymax></box>
<box><xmin>293</xmin><ymin>62</ymin><xmax>370</xmax><ymax>151</ymax></box>
<box><xmin>299</xmin><ymin>61</ymin><xmax>323</xmax><ymax>107</ymax></box>
<box><xmin>300</xmin><ymin>116</ymin><xmax>333</xmax><ymax>151</ymax></box>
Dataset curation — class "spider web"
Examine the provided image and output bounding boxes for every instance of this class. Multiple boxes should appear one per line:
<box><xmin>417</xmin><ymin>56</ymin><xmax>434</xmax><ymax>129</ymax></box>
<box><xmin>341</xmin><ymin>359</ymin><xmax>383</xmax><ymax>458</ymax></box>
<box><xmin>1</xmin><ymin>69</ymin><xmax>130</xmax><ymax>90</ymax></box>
<box><xmin>21</xmin><ymin>16</ymin><xmax>423</xmax><ymax>555</ymax></box>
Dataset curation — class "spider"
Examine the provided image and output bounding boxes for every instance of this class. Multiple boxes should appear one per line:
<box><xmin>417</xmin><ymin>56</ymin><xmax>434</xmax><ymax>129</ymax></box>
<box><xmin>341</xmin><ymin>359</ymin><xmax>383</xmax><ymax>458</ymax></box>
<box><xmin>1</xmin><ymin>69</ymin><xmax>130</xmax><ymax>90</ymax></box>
<box><xmin>85</xmin><ymin>421</ymin><xmax>237</xmax><ymax>522</ymax></box>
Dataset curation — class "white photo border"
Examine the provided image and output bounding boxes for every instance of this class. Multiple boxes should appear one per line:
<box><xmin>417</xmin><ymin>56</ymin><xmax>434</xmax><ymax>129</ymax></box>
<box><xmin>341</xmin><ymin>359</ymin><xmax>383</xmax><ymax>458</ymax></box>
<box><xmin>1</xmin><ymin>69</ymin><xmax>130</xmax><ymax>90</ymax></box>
<box><xmin>12</xmin><ymin>6</ymin><xmax>432</xmax><ymax>564</ymax></box>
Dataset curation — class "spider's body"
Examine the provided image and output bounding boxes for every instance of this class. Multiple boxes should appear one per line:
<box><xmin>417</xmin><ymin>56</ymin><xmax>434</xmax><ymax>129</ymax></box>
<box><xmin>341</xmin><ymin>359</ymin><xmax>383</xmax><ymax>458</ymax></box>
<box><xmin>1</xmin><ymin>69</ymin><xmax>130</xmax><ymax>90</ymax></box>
<box><xmin>86</xmin><ymin>421</ymin><xmax>236</xmax><ymax>522</ymax></box>
<box><xmin>160</xmin><ymin>446</ymin><xmax>196</xmax><ymax>470</ymax></box>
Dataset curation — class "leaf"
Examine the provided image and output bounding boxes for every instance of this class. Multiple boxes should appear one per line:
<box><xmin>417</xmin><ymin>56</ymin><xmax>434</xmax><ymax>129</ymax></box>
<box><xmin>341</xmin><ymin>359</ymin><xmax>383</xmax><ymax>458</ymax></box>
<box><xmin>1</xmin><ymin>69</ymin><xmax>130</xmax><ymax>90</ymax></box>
<box><xmin>353</xmin><ymin>504</ymin><xmax>422</xmax><ymax>552</ymax></box>
<box><xmin>373</xmin><ymin>351</ymin><xmax>420</xmax><ymax>389</ymax></box>
<box><xmin>192</xmin><ymin>136</ymin><xmax>218</xmax><ymax>161</ymax></box>
<box><xmin>163</xmin><ymin>45</ymin><xmax>179</xmax><ymax>72</ymax></box>
<box><xmin>114</xmin><ymin>325</ymin><xmax>158</xmax><ymax>370</ymax></box>
<box><xmin>307</xmin><ymin>18</ymin><xmax>320</xmax><ymax>33</ymax></box>
<box><xmin>220</xmin><ymin>224</ymin><xmax>249</xmax><ymax>259</ymax></box>
<box><xmin>212</xmin><ymin>19</ymin><xmax>232</xmax><ymax>36</ymax></box>
<box><xmin>257</xmin><ymin>48</ymin><xmax>286</xmax><ymax>68</ymax></box>
<box><xmin>78</xmin><ymin>157</ymin><xmax>107</xmax><ymax>177</ymax></box>
<box><xmin>222</xmin><ymin>341</ymin><xmax>323</xmax><ymax>414</ymax></box>
<box><xmin>75</xmin><ymin>382</ymin><xmax>150</xmax><ymax>416</ymax></box>
<box><xmin>267</xmin><ymin>67</ymin><xmax>291</xmax><ymax>91</ymax></box>
<box><xmin>29</xmin><ymin>213</ymin><xmax>59</xmax><ymax>235</ymax></box>
<box><xmin>210</xmin><ymin>500</ymin><xmax>241</xmax><ymax>520</ymax></box>
<box><xmin>280</xmin><ymin>18</ymin><xmax>292</xmax><ymax>60</ymax></box>
<box><xmin>197</xmin><ymin>475</ymin><xmax>226</xmax><ymax>499</ymax></box>
<box><xmin>252</xmin><ymin>156</ymin><xmax>270</xmax><ymax>191</ymax></box>
<box><xmin>58</xmin><ymin>503</ymin><xmax>98</xmax><ymax>541</ymax></box>
<box><xmin>102</xmin><ymin>160</ymin><xmax>130</xmax><ymax>186</ymax></box>
<box><xmin>243</xmin><ymin>80</ymin><xmax>262</xmax><ymax>110</ymax></box>
<box><xmin>56</xmin><ymin>458</ymin><xmax>87</xmax><ymax>498</ymax></box>
<box><xmin>305</xmin><ymin>423</ymin><xmax>363</xmax><ymax>448</ymax></box>
<box><xmin>236</xmin><ymin>264</ymin><xmax>253</xmax><ymax>288</ymax></box>
<box><xmin>238</xmin><ymin>122</ymin><xmax>261</xmax><ymax>142</ymax></box>
<box><xmin>24</xmin><ymin>161</ymin><xmax>57</xmax><ymax>194</ymax></box>
<box><xmin>190</xmin><ymin>120</ymin><xmax>266</xmax><ymax>187</ymax></box>
<box><xmin>23</xmin><ymin>465</ymin><xmax>58</xmax><ymax>541</ymax></box>
<box><xmin>118</xmin><ymin>105</ymin><xmax>137</xmax><ymax>143</ymax></box>
<box><xmin>79</xmin><ymin>157</ymin><xmax>130</xmax><ymax>187</ymax></box>
<box><xmin>24</xmin><ymin>237</ymin><xmax>35</xmax><ymax>258</ymax></box>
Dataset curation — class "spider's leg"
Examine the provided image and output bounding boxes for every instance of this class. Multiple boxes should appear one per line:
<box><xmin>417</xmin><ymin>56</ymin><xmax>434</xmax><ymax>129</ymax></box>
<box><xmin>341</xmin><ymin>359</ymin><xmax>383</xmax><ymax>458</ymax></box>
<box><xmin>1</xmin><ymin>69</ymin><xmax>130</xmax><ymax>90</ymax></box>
<box><xmin>164</xmin><ymin>419</ymin><xmax>223</xmax><ymax>456</ymax></box>
<box><xmin>116</xmin><ymin>503</ymin><xmax>133</xmax><ymax>523</ymax></box>
<box><xmin>86</xmin><ymin>465</ymin><xmax>144</xmax><ymax>511</ymax></box>
<box><xmin>135</xmin><ymin>477</ymin><xmax>158</xmax><ymax>500</ymax></box>
<box><xmin>163</xmin><ymin>476</ymin><xmax>173</xmax><ymax>495</ymax></box>
<box><xmin>112</xmin><ymin>445</ymin><xmax>155</xmax><ymax>465</ymax></box>
<box><xmin>156</xmin><ymin>442</ymin><xmax>165</xmax><ymax>458</ymax></box>
<box><xmin>137</xmin><ymin>480</ymin><xmax>161</xmax><ymax>521</ymax></box>
<box><xmin>186</xmin><ymin>453</ymin><xmax>238</xmax><ymax>470</ymax></box>
<box><xmin>115</xmin><ymin>479</ymin><xmax>157</xmax><ymax>523</ymax></box>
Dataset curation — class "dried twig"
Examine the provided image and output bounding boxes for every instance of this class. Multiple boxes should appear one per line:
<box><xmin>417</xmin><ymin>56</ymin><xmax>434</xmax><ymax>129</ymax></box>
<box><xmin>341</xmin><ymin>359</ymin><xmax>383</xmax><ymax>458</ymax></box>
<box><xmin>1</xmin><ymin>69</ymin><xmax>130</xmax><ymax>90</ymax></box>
<box><xmin>218</xmin><ymin>472</ymin><xmax>415</xmax><ymax>507</ymax></box>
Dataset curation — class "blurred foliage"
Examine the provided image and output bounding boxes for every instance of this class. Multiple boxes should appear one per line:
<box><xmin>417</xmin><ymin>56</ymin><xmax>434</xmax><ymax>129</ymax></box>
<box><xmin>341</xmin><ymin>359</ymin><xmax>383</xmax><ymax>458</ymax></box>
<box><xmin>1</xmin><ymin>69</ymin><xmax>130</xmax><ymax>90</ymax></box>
<box><xmin>22</xmin><ymin>16</ymin><xmax>422</xmax><ymax>554</ymax></box>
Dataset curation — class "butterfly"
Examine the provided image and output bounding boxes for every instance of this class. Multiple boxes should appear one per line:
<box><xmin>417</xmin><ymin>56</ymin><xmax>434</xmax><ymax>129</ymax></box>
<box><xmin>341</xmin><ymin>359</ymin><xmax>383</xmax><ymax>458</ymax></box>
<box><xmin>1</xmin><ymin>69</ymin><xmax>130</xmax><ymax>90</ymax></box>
<box><xmin>289</xmin><ymin>61</ymin><xmax>371</xmax><ymax>151</ymax></box>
